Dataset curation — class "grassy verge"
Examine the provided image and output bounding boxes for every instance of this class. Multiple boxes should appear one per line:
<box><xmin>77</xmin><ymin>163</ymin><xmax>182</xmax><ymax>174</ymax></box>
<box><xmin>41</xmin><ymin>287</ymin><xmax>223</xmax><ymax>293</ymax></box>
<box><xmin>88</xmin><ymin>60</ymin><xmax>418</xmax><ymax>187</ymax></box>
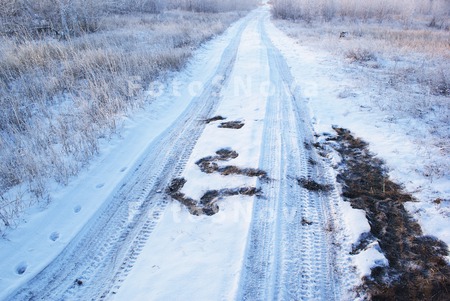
<box><xmin>0</xmin><ymin>9</ymin><xmax>247</xmax><ymax>233</ymax></box>
<box><xmin>317</xmin><ymin>127</ymin><xmax>450</xmax><ymax>300</ymax></box>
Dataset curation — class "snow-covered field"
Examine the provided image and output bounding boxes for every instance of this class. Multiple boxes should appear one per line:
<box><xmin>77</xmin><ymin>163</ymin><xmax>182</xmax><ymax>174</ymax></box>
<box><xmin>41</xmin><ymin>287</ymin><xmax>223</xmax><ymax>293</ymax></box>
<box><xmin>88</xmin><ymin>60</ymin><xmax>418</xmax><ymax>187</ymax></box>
<box><xmin>0</xmin><ymin>3</ymin><xmax>448</xmax><ymax>301</ymax></box>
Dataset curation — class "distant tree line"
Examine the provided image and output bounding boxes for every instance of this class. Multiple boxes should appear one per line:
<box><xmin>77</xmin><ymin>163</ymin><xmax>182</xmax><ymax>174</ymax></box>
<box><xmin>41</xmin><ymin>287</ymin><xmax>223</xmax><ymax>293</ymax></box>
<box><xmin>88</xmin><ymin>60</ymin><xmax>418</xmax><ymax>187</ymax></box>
<box><xmin>0</xmin><ymin>0</ymin><xmax>259</xmax><ymax>38</ymax></box>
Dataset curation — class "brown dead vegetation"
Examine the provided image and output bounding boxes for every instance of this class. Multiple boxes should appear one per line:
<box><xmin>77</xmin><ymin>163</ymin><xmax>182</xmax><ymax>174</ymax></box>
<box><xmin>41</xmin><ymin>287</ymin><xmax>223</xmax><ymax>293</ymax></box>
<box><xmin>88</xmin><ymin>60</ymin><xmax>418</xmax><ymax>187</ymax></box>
<box><xmin>318</xmin><ymin>126</ymin><xmax>450</xmax><ymax>301</ymax></box>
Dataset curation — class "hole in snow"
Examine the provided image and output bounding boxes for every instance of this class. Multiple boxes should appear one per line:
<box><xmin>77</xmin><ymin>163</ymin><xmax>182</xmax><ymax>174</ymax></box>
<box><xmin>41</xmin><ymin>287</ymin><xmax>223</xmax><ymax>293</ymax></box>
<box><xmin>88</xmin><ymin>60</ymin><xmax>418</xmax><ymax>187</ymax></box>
<box><xmin>16</xmin><ymin>262</ymin><xmax>27</xmax><ymax>275</ymax></box>
<box><xmin>49</xmin><ymin>232</ymin><xmax>60</xmax><ymax>242</ymax></box>
<box><xmin>74</xmin><ymin>205</ymin><xmax>82</xmax><ymax>213</ymax></box>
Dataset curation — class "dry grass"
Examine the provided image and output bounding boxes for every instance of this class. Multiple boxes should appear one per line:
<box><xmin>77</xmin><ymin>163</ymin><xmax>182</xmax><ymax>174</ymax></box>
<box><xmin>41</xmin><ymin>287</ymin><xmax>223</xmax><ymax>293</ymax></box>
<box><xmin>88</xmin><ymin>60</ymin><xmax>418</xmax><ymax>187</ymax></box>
<box><xmin>0</xmin><ymin>9</ymin><xmax>245</xmax><ymax>233</ymax></box>
<box><xmin>317</xmin><ymin>127</ymin><xmax>450</xmax><ymax>300</ymax></box>
<box><xmin>274</xmin><ymin>8</ymin><xmax>450</xmax><ymax>176</ymax></box>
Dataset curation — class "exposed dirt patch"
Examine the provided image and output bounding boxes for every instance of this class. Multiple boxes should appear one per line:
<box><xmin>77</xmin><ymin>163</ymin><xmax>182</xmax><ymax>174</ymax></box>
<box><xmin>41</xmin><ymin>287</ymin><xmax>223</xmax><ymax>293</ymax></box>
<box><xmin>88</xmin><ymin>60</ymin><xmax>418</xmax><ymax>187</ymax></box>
<box><xmin>166</xmin><ymin>178</ymin><xmax>259</xmax><ymax>216</ymax></box>
<box><xmin>168</xmin><ymin>149</ymin><xmax>266</xmax><ymax>216</ymax></box>
<box><xmin>218</xmin><ymin>120</ymin><xmax>244</xmax><ymax>129</ymax></box>
<box><xmin>204</xmin><ymin>115</ymin><xmax>226</xmax><ymax>124</ymax></box>
<box><xmin>200</xmin><ymin>187</ymin><xmax>260</xmax><ymax>205</ymax></box>
<box><xmin>166</xmin><ymin>178</ymin><xmax>217</xmax><ymax>216</ymax></box>
<box><xmin>196</xmin><ymin>149</ymin><xmax>267</xmax><ymax>179</ymax></box>
<box><xmin>318</xmin><ymin>126</ymin><xmax>450</xmax><ymax>301</ymax></box>
<box><xmin>167</xmin><ymin>178</ymin><xmax>187</xmax><ymax>194</ymax></box>
<box><xmin>219</xmin><ymin>166</ymin><xmax>267</xmax><ymax>177</ymax></box>
<box><xmin>297</xmin><ymin>177</ymin><xmax>331</xmax><ymax>192</ymax></box>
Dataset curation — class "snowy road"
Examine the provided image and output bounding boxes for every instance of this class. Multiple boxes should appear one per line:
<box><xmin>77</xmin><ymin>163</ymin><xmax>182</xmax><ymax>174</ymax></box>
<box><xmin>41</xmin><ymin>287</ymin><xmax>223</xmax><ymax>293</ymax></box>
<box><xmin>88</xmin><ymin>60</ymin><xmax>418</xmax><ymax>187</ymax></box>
<box><xmin>3</xmin><ymin>6</ymin><xmax>346</xmax><ymax>301</ymax></box>
<box><xmin>237</xmin><ymin>14</ymin><xmax>339</xmax><ymax>301</ymax></box>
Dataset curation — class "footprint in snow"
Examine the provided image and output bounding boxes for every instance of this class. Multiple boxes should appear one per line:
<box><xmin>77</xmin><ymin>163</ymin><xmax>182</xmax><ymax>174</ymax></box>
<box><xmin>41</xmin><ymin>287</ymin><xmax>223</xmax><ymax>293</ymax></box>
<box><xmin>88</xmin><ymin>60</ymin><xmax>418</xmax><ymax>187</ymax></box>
<box><xmin>74</xmin><ymin>205</ymin><xmax>82</xmax><ymax>213</ymax></box>
<box><xmin>120</xmin><ymin>167</ymin><xmax>127</xmax><ymax>172</ymax></box>
<box><xmin>96</xmin><ymin>183</ymin><xmax>105</xmax><ymax>189</ymax></box>
<box><xmin>49</xmin><ymin>232</ymin><xmax>60</xmax><ymax>242</ymax></box>
<box><xmin>16</xmin><ymin>262</ymin><xmax>27</xmax><ymax>275</ymax></box>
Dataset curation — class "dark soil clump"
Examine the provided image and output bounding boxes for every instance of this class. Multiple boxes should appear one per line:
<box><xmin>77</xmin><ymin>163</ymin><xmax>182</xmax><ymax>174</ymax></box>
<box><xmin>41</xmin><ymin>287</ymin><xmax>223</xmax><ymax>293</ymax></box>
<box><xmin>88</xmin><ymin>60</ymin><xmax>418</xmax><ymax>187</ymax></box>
<box><xmin>218</xmin><ymin>121</ymin><xmax>244</xmax><ymax>129</ymax></box>
<box><xmin>204</xmin><ymin>115</ymin><xmax>226</xmax><ymax>124</ymax></box>
<box><xmin>200</xmin><ymin>187</ymin><xmax>260</xmax><ymax>206</ymax></box>
<box><xmin>166</xmin><ymin>177</ymin><xmax>259</xmax><ymax>216</ymax></box>
<box><xmin>196</xmin><ymin>149</ymin><xmax>267</xmax><ymax>179</ymax></box>
<box><xmin>297</xmin><ymin>177</ymin><xmax>331</xmax><ymax>192</ymax></box>
<box><xmin>168</xmin><ymin>148</ymin><xmax>266</xmax><ymax>216</ymax></box>
<box><xmin>320</xmin><ymin>126</ymin><xmax>450</xmax><ymax>301</ymax></box>
<box><xmin>216</xmin><ymin>148</ymin><xmax>238</xmax><ymax>160</ymax></box>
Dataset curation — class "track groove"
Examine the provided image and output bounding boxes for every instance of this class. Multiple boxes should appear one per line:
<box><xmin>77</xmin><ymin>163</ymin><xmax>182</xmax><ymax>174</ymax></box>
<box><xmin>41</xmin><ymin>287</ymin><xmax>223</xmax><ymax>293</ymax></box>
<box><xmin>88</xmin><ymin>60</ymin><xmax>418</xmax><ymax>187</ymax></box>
<box><xmin>237</xmin><ymin>12</ymin><xmax>339</xmax><ymax>301</ymax></box>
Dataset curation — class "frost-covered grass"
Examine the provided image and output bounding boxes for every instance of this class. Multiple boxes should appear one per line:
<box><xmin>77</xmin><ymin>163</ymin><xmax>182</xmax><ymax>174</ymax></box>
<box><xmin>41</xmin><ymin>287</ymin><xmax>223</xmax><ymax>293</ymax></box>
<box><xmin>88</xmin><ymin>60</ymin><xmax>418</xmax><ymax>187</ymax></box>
<box><xmin>273</xmin><ymin>16</ymin><xmax>449</xmax><ymax>181</ymax></box>
<box><xmin>272</xmin><ymin>0</ymin><xmax>449</xmax><ymax>29</ymax></box>
<box><xmin>0</xmin><ymin>9</ymin><xmax>249</xmax><ymax>233</ymax></box>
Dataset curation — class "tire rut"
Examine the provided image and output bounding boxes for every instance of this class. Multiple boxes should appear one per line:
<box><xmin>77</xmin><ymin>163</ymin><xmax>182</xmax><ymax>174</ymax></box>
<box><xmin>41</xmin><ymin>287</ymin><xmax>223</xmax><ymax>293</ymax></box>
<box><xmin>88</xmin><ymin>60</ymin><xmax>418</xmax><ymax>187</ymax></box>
<box><xmin>237</xmin><ymin>12</ymin><xmax>338</xmax><ymax>301</ymax></box>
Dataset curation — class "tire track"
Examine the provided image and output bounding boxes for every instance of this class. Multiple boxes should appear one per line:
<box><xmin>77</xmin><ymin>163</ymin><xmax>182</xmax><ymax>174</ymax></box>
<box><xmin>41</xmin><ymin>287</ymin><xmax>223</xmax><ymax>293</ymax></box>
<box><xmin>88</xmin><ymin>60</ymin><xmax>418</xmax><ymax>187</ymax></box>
<box><xmin>5</xmin><ymin>11</ymin><xmax>255</xmax><ymax>301</ymax></box>
<box><xmin>237</xmin><ymin>12</ymin><xmax>338</xmax><ymax>300</ymax></box>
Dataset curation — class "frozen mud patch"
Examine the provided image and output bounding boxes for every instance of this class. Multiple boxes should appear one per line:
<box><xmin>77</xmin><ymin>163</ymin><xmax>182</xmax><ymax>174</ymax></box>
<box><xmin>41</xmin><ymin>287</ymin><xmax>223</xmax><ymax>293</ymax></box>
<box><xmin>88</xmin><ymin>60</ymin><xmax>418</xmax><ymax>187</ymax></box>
<box><xmin>218</xmin><ymin>120</ymin><xmax>245</xmax><ymax>129</ymax></box>
<box><xmin>297</xmin><ymin>177</ymin><xmax>331</xmax><ymax>192</ymax></box>
<box><xmin>204</xmin><ymin>115</ymin><xmax>227</xmax><ymax>124</ymax></box>
<box><xmin>166</xmin><ymin>178</ymin><xmax>259</xmax><ymax>216</ymax></box>
<box><xmin>196</xmin><ymin>148</ymin><xmax>267</xmax><ymax>178</ymax></box>
<box><xmin>168</xmin><ymin>149</ymin><xmax>266</xmax><ymax>216</ymax></box>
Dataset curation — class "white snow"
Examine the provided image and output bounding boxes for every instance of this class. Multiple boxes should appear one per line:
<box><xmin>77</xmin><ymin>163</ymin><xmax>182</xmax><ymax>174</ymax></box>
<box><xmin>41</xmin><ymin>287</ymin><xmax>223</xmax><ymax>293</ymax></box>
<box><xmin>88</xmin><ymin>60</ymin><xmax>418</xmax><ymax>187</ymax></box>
<box><xmin>353</xmin><ymin>243</ymin><xmax>388</xmax><ymax>278</ymax></box>
<box><xmin>111</xmin><ymin>199</ymin><xmax>253</xmax><ymax>301</ymax></box>
<box><xmin>340</xmin><ymin>201</ymin><xmax>369</xmax><ymax>245</ymax></box>
<box><xmin>0</xmin><ymin>11</ymin><xmax>252</xmax><ymax>300</ymax></box>
<box><xmin>1</xmin><ymin>3</ymin><xmax>448</xmax><ymax>300</ymax></box>
<box><xmin>113</xmin><ymin>13</ymin><xmax>270</xmax><ymax>300</ymax></box>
